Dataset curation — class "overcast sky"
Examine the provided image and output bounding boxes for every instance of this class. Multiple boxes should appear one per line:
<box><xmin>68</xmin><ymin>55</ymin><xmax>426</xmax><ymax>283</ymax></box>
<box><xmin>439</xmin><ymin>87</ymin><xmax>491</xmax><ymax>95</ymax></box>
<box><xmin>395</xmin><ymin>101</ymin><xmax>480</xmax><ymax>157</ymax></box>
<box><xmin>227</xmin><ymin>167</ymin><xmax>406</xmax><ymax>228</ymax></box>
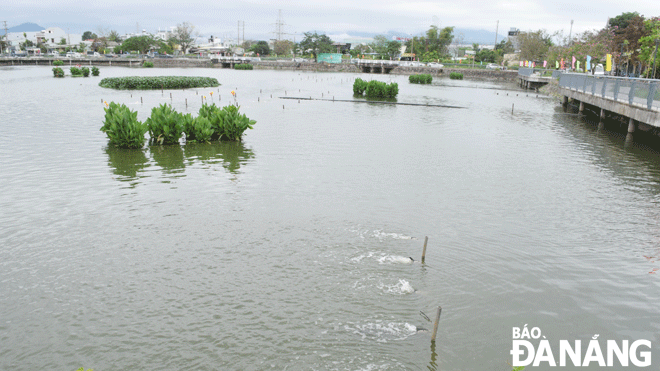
<box><xmin>5</xmin><ymin>0</ymin><xmax>659</xmax><ymax>42</ymax></box>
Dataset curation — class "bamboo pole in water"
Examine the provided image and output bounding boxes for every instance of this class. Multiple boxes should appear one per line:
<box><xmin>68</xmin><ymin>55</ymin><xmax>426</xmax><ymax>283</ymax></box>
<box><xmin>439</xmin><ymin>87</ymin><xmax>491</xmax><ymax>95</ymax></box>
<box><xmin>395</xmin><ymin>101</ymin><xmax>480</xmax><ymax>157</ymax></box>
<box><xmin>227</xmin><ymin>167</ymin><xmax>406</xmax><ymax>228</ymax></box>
<box><xmin>421</xmin><ymin>236</ymin><xmax>428</xmax><ymax>263</ymax></box>
<box><xmin>431</xmin><ymin>306</ymin><xmax>442</xmax><ymax>342</ymax></box>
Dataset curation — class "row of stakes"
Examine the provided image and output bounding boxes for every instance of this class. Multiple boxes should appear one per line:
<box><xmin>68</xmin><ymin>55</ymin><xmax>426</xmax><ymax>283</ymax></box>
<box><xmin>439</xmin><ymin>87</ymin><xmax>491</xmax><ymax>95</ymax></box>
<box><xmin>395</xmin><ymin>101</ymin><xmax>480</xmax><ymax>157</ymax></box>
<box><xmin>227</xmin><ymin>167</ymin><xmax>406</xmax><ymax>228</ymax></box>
<box><xmin>106</xmin><ymin>87</ymin><xmax>342</xmax><ymax>110</ymax></box>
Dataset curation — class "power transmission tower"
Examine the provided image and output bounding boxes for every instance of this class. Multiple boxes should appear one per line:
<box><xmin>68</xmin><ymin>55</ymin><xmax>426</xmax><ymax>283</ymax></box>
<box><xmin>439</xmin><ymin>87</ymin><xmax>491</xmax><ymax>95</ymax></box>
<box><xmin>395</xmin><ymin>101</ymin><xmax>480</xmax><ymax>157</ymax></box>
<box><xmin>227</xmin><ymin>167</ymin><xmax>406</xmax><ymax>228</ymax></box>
<box><xmin>273</xmin><ymin>9</ymin><xmax>287</xmax><ymax>41</ymax></box>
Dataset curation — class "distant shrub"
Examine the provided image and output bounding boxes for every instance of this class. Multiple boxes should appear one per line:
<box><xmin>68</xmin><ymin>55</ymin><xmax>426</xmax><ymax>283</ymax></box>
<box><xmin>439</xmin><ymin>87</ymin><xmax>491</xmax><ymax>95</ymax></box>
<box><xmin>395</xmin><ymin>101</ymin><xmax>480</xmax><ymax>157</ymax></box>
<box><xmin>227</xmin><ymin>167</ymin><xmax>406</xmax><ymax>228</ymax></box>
<box><xmin>449</xmin><ymin>72</ymin><xmax>464</xmax><ymax>80</ymax></box>
<box><xmin>70</xmin><ymin>66</ymin><xmax>83</xmax><ymax>76</ymax></box>
<box><xmin>81</xmin><ymin>67</ymin><xmax>90</xmax><ymax>77</ymax></box>
<box><xmin>100</xmin><ymin>102</ymin><xmax>148</xmax><ymax>149</ymax></box>
<box><xmin>99</xmin><ymin>76</ymin><xmax>220</xmax><ymax>90</ymax></box>
<box><xmin>145</xmin><ymin>104</ymin><xmax>184</xmax><ymax>145</ymax></box>
<box><xmin>409</xmin><ymin>74</ymin><xmax>433</xmax><ymax>84</ymax></box>
<box><xmin>234</xmin><ymin>63</ymin><xmax>253</xmax><ymax>70</ymax></box>
<box><xmin>52</xmin><ymin>67</ymin><xmax>64</xmax><ymax>78</ymax></box>
<box><xmin>91</xmin><ymin>66</ymin><xmax>100</xmax><ymax>76</ymax></box>
<box><xmin>143</xmin><ymin>61</ymin><xmax>154</xmax><ymax>68</ymax></box>
<box><xmin>53</xmin><ymin>60</ymin><xmax>64</xmax><ymax>66</ymax></box>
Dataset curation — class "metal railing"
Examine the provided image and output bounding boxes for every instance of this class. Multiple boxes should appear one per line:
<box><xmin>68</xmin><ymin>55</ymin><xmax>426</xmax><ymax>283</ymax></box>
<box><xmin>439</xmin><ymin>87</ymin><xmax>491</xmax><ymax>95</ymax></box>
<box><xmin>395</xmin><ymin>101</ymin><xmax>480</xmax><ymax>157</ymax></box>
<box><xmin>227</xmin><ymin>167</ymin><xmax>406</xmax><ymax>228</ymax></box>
<box><xmin>518</xmin><ymin>67</ymin><xmax>555</xmax><ymax>77</ymax></box>
<box><xmin>559</xmin><ymin>73</ymin><xmax>660</xmax><ymax>111</ymax></box>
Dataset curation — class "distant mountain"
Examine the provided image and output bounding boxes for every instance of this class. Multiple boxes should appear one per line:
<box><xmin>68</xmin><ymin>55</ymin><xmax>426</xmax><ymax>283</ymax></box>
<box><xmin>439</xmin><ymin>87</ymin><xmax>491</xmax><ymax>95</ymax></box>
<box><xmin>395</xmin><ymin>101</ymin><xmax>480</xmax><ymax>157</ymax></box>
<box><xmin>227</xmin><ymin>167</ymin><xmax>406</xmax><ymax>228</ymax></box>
<box><xmin>5</xmin><ymin>23</ymin><xmax>46</xmax><ymax>34</ymax></box>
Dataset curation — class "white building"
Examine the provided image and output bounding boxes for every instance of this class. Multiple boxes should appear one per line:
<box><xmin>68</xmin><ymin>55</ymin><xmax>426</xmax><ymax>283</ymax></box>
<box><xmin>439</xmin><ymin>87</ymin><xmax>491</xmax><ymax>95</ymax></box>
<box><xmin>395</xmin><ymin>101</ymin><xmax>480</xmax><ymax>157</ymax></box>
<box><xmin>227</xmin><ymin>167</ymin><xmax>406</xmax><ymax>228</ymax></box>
<box><xmin>6</xmin><ymin>27</ymin><xmax>81</xmax><ymax>52</ymax></box>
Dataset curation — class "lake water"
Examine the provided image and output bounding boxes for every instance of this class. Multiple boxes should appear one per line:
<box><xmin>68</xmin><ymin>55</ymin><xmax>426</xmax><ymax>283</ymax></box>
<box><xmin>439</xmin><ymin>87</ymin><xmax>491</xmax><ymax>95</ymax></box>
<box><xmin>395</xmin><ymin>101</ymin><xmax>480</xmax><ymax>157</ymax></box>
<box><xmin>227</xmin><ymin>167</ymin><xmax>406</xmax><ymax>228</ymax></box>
<box><xmin>1</xmin><ymin>66</ymin><xmax>659</xmax><ymax>370</ymax></box>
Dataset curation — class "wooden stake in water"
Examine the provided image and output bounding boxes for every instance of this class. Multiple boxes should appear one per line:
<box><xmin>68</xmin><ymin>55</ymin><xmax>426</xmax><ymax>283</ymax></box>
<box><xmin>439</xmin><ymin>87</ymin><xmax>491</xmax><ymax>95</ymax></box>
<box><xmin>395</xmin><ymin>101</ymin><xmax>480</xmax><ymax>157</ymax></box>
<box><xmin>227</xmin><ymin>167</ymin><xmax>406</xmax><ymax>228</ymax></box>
<box><xmin>512</xmin><ymin>103</ymin><xmax>514</xmax><ymax>114</ymax></box>
<box><xmin>185</xmin><ymin>98</ymin><xmax>187</xmax><ymax>108</ymax></box>
<box><xmin>431</xmin><ymin>306</ymin><xmax>442</xmax><ymax>343</ymax></box>
<box><xmin>421</xmin><ymin>236</ymin><xmax>428</xmax><ymax>264</ymax></box>
<box><xmin>141</xmin><ymin>97</ymin><xmax>143</xmax><ymax>104</ymax></box>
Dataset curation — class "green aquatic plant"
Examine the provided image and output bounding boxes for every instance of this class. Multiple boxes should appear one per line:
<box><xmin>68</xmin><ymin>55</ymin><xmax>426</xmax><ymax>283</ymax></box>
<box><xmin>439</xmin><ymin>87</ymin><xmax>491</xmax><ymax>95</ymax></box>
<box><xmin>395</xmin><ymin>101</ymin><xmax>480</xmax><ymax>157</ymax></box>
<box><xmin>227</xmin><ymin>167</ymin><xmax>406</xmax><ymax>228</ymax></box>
<box><xmin>353</xmin><ymin>78</ymin><xmax>398</xmax><ymax>98</ymax></box>
<box><xmin>145</xmin><ymin>103</ymin><xmax>184</xmax><ymax>145</ymax></box>
<box><xmin>217</xmin><ymin>105</ymin><xmax>256</xmax><ymax>141</ymax></box>
<box><xmin>143</xmin><ymin>61</ymin><xmax>154</xmax><ymax>68</ymax></box>
<box><xmin>409</xmin><ymin>74</ymin><xmax>433</xmax><ymax>84</ymax></box>
<box><xmin>449</xmin><ymin>72</ymin><xmax>464</xmax><ymax>80</ymax></box>
<box><xmin>365</xmin><ymin>80</ymin><xmax>398</xmax><ymax>98</ymax></box>
<box><xmin>99</xmin><ymin>76</ymin><xmax>220</xmax><ymax>90</ymax></box>
<box><xmin>234</xmin><ymin>63</ymin><xmax>253</xmax><ymax>70</ymax></box>
<box><xmin>70</xmin><ymin>66</ymin><xmax>83</xmax><ymax>76</ymax></box>
<box><xmin>353</xmin><ymin>78</ymin><xmax>368</xmax><ymax>95</ymax></box>
<box><xmin>81</xmin><ymin>67</ymin><xmax>90</xmax><ymax>77</ymax></box>
<box><xmin>91</xmin><ymin>66</ymin><xmax>100</xmax><ymax>76</ymax></box>
<box><xmin>52</xmin><ymin>67</ymin><xmax>64</xmax><ymax>78</ymax></box>
<box><xmin>100</xmin><ymin>102</ymin><xmax>148</xmax><ymax>149</ymax></box>
<box><xmin>53</xmin><ymin>60</ymin><xmax>64</xmax><ymax>66</ymax></box>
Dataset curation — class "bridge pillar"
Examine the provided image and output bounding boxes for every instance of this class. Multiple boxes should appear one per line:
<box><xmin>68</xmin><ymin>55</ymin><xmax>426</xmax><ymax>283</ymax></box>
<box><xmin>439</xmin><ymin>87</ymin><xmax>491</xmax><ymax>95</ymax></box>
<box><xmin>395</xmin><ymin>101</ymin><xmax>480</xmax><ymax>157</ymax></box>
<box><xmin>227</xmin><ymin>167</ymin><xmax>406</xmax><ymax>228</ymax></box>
<box><xmin>625</xmin><ymin>117</ymin><xmax>636</xmax><ymax>144</ymax></box>
<box><xmin>598</xmin><ymin>108</ymin><xmax>605</xmax><ymax>130</ymax></box>
<box><xmin>578</xmin><ymin>101</ymin><xmax>584</xmax><ymax>116</ymax></box>
<box><xmin>562</xmin><ymin>96</ymin><xmax>568</xmax><ymax>106</ymax></box>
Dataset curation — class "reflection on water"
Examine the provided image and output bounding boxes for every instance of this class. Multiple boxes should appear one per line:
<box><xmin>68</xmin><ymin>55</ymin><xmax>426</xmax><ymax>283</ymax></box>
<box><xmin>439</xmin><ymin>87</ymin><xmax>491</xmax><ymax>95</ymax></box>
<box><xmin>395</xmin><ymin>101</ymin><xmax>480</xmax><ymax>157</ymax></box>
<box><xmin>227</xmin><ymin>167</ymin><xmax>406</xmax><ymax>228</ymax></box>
<box><xmin>150</xmin><ymin>144</ymin><xmax>185</xmax><ymax>173</ymax></box>
<box><xmin>105</xmin><ymin>147</ymin><xmax>149</xmax><ymax>179</ymax></box>
<box><xmin>183</xmin><ymin>141</ymin><xmax>255</xmax><ymax>173</ymax></box>
<box><xmin>106</xmin><ymin>141</ymin><xmax>255</xmax><ymax>182</ymax></box>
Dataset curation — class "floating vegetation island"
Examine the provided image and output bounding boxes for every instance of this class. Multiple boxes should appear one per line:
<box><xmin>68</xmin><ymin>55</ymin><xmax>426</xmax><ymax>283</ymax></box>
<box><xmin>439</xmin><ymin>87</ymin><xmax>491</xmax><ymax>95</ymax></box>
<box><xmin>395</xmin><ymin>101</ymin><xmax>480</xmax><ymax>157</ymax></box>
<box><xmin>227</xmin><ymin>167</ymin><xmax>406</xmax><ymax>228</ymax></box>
<box><xmin>353</xmin><ymin>78</ymin><xmax>398</xmax><ymax>99</ymax></box>
<box><xmin>409</xmin><ymin>74</ymin><xmax>433</xmax><ymax>84</ymax></box>
<box><xmin>99</xmin><ymin>76</ymin><xmax>220</xmax><ymax>90</ymax></box>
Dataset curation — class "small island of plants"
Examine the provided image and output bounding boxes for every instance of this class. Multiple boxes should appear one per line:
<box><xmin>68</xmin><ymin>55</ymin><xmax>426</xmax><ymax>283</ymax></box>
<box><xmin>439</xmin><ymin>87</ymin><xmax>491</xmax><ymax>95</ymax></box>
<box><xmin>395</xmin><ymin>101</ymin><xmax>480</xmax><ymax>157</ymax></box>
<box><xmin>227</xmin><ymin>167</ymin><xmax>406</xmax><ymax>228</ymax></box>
<box><xmin>234</xmin><ymin>64</ymin><xmax>253</xmax><ymax>70</ymax></box>
<box><xmin>99</xmin><ymin>76</ymin><xmax>220</xmax><ymax>90</ymax></box>
<box><xmin>100</xmin><ymin>102</ymin><xmax>255</xmax><ymax>149</ymax></box>
<box><xmin>449</xmin><ymin>72</ymin><xmax>464</xmax><ymax>80</ymax></box>
<box><xmin>409</xmin><ymin>74</ymin><xmax>433</xmax><ymax>84</ymax></box>
<box><xmin>353</xmin><ymin>78</ymin><xmax>398</xmax><ymax>99</ymax></box>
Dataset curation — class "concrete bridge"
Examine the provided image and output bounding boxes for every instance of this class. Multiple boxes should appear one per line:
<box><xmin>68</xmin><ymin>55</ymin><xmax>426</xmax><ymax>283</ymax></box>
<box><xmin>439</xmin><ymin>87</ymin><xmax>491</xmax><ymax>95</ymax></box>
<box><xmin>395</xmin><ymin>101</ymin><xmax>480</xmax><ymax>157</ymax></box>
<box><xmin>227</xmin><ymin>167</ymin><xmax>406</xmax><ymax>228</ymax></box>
<box><xmin>517</xmin><ymin>67</ymin><xmax>555</xmax><ymax>90</ymax></box>
<box><xmin>558</xmin><ymin>73</ymin><xmax>660</xmax><ymax>142</ymax></box>
<box><xmin>209</xmin><ymin>56</ymin><xmax>252</xmax><ymax>68</ymax></box>
<box><xmin>354</xmin><ymin>60</ymin><xmax>400</xmax><ymax>74</ymax></box>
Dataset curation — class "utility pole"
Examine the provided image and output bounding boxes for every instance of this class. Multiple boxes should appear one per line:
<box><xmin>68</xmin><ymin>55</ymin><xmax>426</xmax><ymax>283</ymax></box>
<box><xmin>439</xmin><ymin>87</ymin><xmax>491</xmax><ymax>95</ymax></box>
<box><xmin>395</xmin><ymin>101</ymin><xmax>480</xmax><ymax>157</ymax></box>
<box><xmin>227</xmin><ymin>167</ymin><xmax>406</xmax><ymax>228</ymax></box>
<box><xmin>2</xmin><ymin>21</ymin><xmax>7</xmax><ymax>54</ymax></box>
<box><xmin>568</xmin><ymin>20</ymin><xmax>574</xmax><ymax>45</ymax></box>
<box><xmin>494</xmin><ymin>20</ymin><xmax>499</xmax><ymax>47</ymax></box>
<box><xmin>237</xmin><ymin>21</ymin><xmax>240</xmax><ymax>46</ymax></box>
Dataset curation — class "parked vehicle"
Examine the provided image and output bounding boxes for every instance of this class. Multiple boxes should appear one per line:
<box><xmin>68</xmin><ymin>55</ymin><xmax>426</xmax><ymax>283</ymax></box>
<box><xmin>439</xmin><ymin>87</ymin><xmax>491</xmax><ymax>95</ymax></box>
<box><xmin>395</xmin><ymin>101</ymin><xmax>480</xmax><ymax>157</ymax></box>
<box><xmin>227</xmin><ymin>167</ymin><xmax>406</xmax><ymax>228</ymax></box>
<box><xmin>86</xmin><ymin>51</ymin><xmax>101</xmax><ymax>57</ymax></box>
<box><xmin>427</xmin><ymin>62</ymin><xmax>444</xmax><ymax>68</ymax></box>
<box><xmin>486</xmin><ymin>63</ymin><xmax>504</xmax><ymax>70</ymax></box>
<box><xmin>593</xmin><ymin>64</ymin><xmax>605</xmax><ymax>75</ymax></box>
<box><xmin>66</xmin><ymin>52</ymin><xmax>82</xmax><ymax>58</ymax></box>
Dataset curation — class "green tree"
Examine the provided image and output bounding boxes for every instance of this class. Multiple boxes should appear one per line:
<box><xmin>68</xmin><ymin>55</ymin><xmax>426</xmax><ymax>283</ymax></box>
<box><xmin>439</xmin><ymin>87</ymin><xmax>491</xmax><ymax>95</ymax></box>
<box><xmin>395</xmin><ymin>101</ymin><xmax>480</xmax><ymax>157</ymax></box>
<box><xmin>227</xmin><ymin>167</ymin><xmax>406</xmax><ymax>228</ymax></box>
<box><xmin>386</xmin><ymin>40</ymin><xmax>401</xmax><ymax>59</ymax></box>
<box><xmin>610</xmin><ymin>14</ymin><xmax>648</xmax><ymax>66</ymax></box>
<box><xmin>517</xmin><ymin>30</ymin><xmax>553</xmax><ymax>61</ymax></box>
<box><xmin>170</xmin><ymin>22</ymin><xmax>196</xmax><ymax>54</ymax></box>
<box><xmin>639</xmin><ymin>17</ymin><xmax>660</xmax><ymax>78</ymax></box>
<box><xmin>608</xmin><ymin>12</ymin><xmax>641</xmax><ymax>30</ymax></box>
<box><xmin>107</xmin><ymin>30</ymin><xmax>121</xmax><ymax>43</ymax></box>
<box><xmin>119</xmin><ymin>35</ymin><xmax>157</xmax><ymax>54</ymax></box>
<box><xmin>274</xmin><ymin>40</ymin><xmax>293</xmax><ymax>56</ymax></box>
<box><xmin>495</xmin><ymin>39</ymin><xmax>514</xmax><ymax>54</ymax></box>
<box><xmin>250</xmin><ymin>41</ymin><xmax>270</xmax><ymax>55</ymax></box>
<box><xmin>82</xmin><ymin>31</ymin><xmax>98</xmax><ymax>40</ymax></box>
<box><xmin>59</xmin><ymin>37</ymin><xmax>67</xmax><ymax>45</ymax></box>
<box><xmin>369</xmin><ymin>35</ymin><xmax>390</xmax><ymax>58</ymax></box>
<box><xmin>298</xmin><ymin>32</ymin><xmax>333</xmax><ymax>59</ymax></box>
